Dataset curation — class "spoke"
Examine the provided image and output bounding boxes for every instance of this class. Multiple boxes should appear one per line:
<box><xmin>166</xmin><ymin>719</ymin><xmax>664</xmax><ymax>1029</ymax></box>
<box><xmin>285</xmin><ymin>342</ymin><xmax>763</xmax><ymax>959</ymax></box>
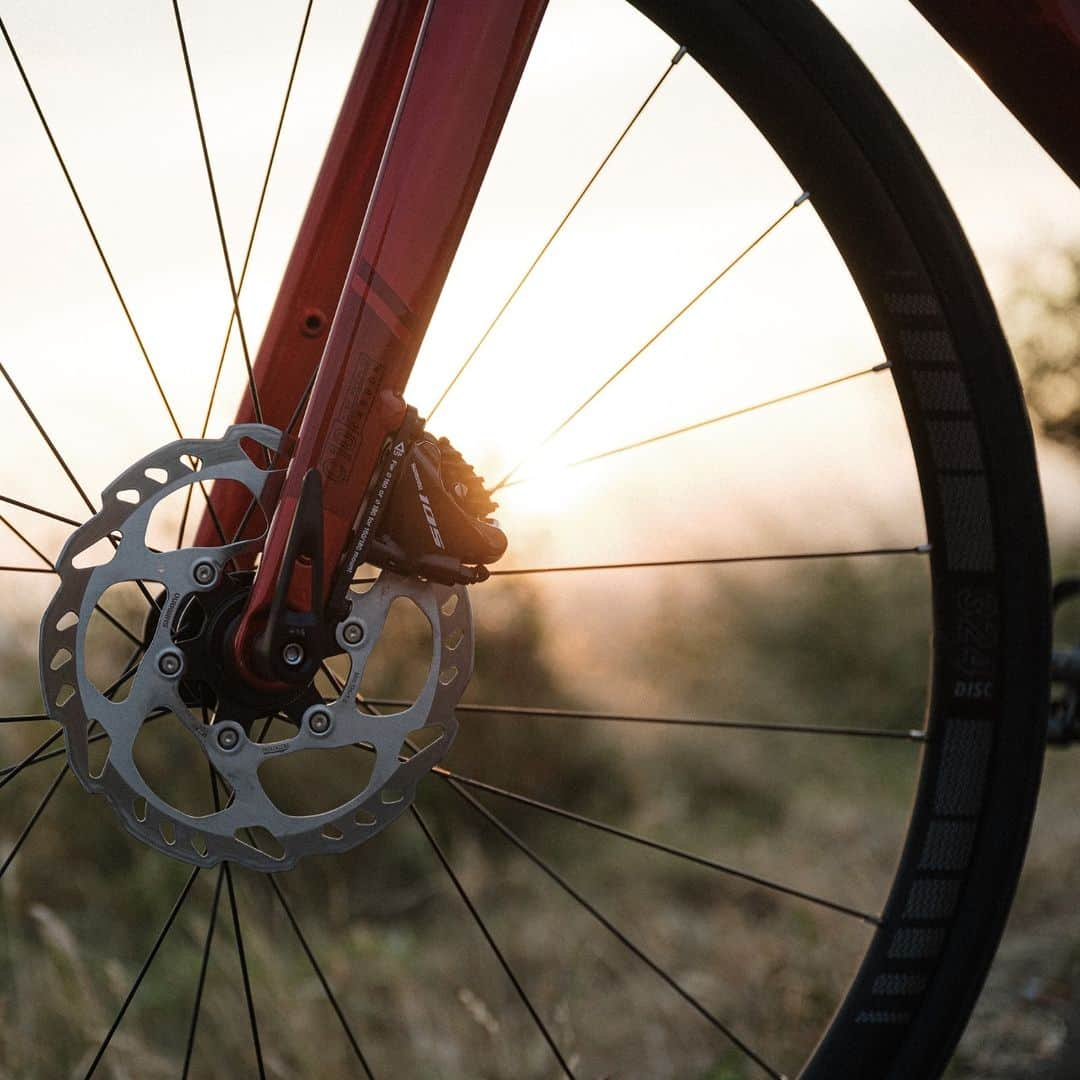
<box><xmin>282</xmin><ymin>365</ymin><xmax>319</xmax><ymax>440</ymax></box>
<box><xmin>0</xmin><ymin>714</ymin><xmax>52</xmax><ymax>725</ymax></box>
<box><xmin>0</xmin><ymin>511</ymin><xmax>55</xmax><ymax>565</ymax></box>
<box><xmin>182</xmin><ymin>736</ymin><xmax>234</xmax><ymax>1080</ymax></box>
<box><xmin>83</xmin><ymin>866</ymin><xmax>201</xmax><ymax>1078</ymax></box>
<box><xmin>244</xmin><ymin>362</ymin><xmax>314</xmax><ymax>520</ymax></box>
<box><xmin>486</xmin><ymin>544</ymin><xmax>929</xmax><ymax>577</ymax></box>
<box><xmin>4</xmin><ymin>7</ymin><xmax>218</xmax><ymax>548</ymax></box>
<box><xmin>0</xmin><ymin>728</ymin><xmax>64</xmax><ymax>793</ymax></box>
<box><xmin>0</xmin><ymin>362</ymin><xmax>95</xmax><ymax>515</ymax></box>
<box><xmin>2</xmin><ymin>292</ymin><xmax>215</xmax><ymax>559</ymax></box>
<box><xmin>207</xmin><ymin>772</ymin><xmax>266</xmax><ymax>1078</ymax></box>
<box><xmin>365</xmin><ymin>699</ymin><xmax>927</xmax><ymax>742</ymax></box>
<box><xmin>436</xmin><ymin>767</ymin><xmax>878</xmax><ymax>925</ymax></box>
<box><xmin>0</xmin><ymin>494</ymin><xmax>81</xmax><ymax>528</ymax></box>
<box><xmin>1</xmin><ymin>504</ymin><xmax>148</xmax><ymax>649</ymax></box>
<box><xmin>0</xmin><ymin>739</ymin><xmax>69</xmax><ymax>774</ymax></box>
<box><xmin>195</xmin><ymin>0</ymin><xmax>313</xmax><ymax>439</ymax></box>
<box><xmin>23</xmin><ymin>514</ymin><xmax>162</xmax><ymax>626</ymax></box>
<box><xmin>321</xmin><ymin>661</ymin><xmax>344</xmax><ymax>696</ymax></box>
<box><xmin>0</xmin><ymin>763</ymin><xmax>68</xmax><ymax>882</ymax></box>
<box><xmin>353</xmin><ymin>544</ymin><xmax>930</xmax><ymax>586</ymax></box>
<box><xmin>503</xmin><ymin>363</ymin><xmax>888</xmax><ymax>487</ymax></box>
<box><xmin>0</xmin><ymin>565</ymin><xmax>54</xmax><ymax>574</ymax></box>
<box><xmin>87</xmin><ymin>602</ymin><xmax>145</xmax><ymax>651</ymax></box>
<box><xmin>442</xmin><ymin>775</ymin><xmax>785</xmax><ymax>1079</ymax></box>
<box><xmin>226</xmin><ymin>364</ymin><xmax>318</xmax><ymax>548</ymax></box>
<box><xmin>260</xmin><ymin>872</ymin><xmax>376</xmax><ymax>1078</ymax></box>
<box><xmin>181</xmin><ymin>865</ymin><xmax>225</xmax><ymax>1080</ymax></box>
<box><xmin>0</xmin><ymin>651</ymin><xmax>141</xmax><ymax>784</ymax></box>
<box><xmin>3</xmin><ymin>274</ymin><xmax>187</xmax><ymax>582</ymax></box>
<box><xmin>373</xmin><ymin>715</ymin><xmax>787</xmax><ymax>1075</ymax></box>
<box><xmin>1</xmin><ymin>671</ymin><xmax>149</xmax><ymax>788</ymax></box>
<box><xmin>178</xmin><ymin>0</ymin><xmax>315</xmax><ymax>547</ymax></box>
<box><xmin>0</xmin><ymin>737</ymin><xmax>72</xmax><ymax>775</ymax></box>
<box><xmin>427</xmin><ymin>45</ymin><xmax>688</xmax><ymax>422</ymax></box>
<box><xmin>492</xmin><ymin>190</ymin><xmax>811</xmax><ymax>491</ymax></box>
<box><xmin>0</xmin><ymin>18</ymin><xmax>184</xmax><ymax>445</ymax></box>
<box><xmin>1</xmin><ymin>475</ymin><xmax>157</xmax><ymax>630</ymax></box>
<box><xmin>223</xmin><ymin>863</ymin><xmax>266</xmax><ymax>1079</ymax></box>
<box><xmin>411</xmin><ymin>805</ymin><xmax>573</xmax><ymax>1077</ymax></box>
<box><xmin>172</xmin><ymin>0</ymin><xmax>262</xmax><ymax>426</ymax></box>
<box><xmin>0</xmin><ymin>720</ymin><xmax>152</xmax><ymax>779</ymax></box>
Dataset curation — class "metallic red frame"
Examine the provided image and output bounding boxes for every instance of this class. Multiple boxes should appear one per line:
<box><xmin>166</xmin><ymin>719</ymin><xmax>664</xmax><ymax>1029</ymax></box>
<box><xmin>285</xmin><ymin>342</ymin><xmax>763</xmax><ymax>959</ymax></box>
<box><xmin>911</xmin><ymin>0</ymin><xmax>1080</xmax><ymax>186</ymax></box>
<box><xmin>212</xmin><ymin>0</ymin><xmax>549</xmax><ymax>681</ymax></box>
<box><xmin>193</xmin><ymin>0</ymin><xmax>427</xmax><ymax>556</ymax></box>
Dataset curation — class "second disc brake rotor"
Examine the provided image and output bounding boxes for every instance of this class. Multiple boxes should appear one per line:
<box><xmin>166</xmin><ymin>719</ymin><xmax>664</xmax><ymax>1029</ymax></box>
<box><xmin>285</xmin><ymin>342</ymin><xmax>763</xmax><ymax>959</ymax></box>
<box><xmin>39</xmin><ymin>424</ymin><xmax>473</xmax><ymax>871</ymax></box>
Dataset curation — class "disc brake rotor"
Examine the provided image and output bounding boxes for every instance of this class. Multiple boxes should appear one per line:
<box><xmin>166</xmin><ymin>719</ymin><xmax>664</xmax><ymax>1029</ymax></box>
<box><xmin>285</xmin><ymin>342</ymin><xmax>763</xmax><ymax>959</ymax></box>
<box><xmin>39</xmin><ymin>424</ymin><xmax>472</xmax><ymax>871</ymax></box>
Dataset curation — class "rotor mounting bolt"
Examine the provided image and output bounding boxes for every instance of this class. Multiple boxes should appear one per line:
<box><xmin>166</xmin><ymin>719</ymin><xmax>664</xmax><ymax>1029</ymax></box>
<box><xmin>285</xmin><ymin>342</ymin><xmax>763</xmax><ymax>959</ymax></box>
<box><xmin>342</xmin><ymin>621</ymin><xmax>365</xmax><ymax>646</ymax></box>
<box><xmin>192</xmin><ymin>561</ymin><xmax>216</xmax><ymax>586</ymax></box>
<box><xmin>216</xmin><ymin>726</ymin><xmax>240</xmax><ymax>751</ymax></box>
<box><xmin>157</xmin><ymin>650</ymin><xmax>183</xmax><ymax>678</ymax></box>
<box><xmin>308</xmin><ymin>708</ymin><xmax>332</xmax><ymax>736</ymax></box>
<box><xmin>282</xmin><ymin>642</ymin><xmax>305</xmax><ymax>667</ymax></box>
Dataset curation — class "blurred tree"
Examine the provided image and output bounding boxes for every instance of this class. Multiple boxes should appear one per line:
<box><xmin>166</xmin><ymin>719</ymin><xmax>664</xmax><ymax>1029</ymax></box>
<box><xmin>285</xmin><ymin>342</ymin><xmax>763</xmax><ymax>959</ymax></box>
<box><xmin>1008</xmin><ymin>244</ymin><xmax>1080</xmax><ymax>453</ymax></box>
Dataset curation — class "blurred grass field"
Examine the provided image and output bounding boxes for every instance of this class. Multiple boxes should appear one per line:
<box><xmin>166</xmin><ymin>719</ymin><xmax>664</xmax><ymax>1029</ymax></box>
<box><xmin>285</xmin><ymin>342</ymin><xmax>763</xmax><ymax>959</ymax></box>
<box><xmin>1</xmin><ymin>554</ymin><xmax>935</xmax><ymax>1078</ymax></box>
<box><xmin>1</xmin><ymin>528</ymin><xmax>1077</xmax><ymax>1078</ymax></box>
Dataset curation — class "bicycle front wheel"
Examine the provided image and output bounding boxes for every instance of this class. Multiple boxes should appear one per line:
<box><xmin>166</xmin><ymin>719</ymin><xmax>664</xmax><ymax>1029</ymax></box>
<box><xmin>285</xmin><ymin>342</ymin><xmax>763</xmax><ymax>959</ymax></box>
<box><xmin>0</xmin><ymin>1</ymin><xmax>1050</xmax><ymax>1078</ymax></box>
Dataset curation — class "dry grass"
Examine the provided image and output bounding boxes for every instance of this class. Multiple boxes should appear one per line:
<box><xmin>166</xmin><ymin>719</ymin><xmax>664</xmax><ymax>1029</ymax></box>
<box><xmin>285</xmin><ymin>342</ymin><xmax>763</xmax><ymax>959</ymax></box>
<box><xmin>1</xmin><ymin>552</ymin><xmax>1070</xmax><ymax>1078</ymax></box>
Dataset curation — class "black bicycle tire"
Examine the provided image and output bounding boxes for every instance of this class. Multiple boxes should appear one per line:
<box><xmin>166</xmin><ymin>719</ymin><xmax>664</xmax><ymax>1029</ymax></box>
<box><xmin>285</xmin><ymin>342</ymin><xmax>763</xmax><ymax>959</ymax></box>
<box><xmin>624</xmin><ymin>2</ymin><xmax>1051</xmax><ymax>1076</ymax></box>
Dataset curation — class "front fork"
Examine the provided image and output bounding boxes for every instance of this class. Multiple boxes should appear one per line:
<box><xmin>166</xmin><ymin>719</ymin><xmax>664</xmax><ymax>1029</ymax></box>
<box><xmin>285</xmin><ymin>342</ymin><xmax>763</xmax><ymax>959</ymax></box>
<box><xmin>198</xmin><ymin>0</ymin><xmax>549</xmax><ymax>686</ymax></box>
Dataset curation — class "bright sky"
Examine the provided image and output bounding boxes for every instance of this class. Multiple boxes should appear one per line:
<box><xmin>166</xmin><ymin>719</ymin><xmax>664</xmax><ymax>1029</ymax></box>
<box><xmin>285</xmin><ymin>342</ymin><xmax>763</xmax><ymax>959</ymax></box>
<box><xmin>1</xmin><ymin>0</ymin><xmax>1078</xmax><ymax>623</ymax></box>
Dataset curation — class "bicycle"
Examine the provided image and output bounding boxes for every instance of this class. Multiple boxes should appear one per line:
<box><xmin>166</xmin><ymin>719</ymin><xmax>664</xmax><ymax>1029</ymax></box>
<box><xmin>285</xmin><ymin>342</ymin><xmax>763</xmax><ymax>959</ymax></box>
<box><xmin>2</xmin><ymin>1</ymin><xmax>1078</xmax><ymax>1077</ymax></box>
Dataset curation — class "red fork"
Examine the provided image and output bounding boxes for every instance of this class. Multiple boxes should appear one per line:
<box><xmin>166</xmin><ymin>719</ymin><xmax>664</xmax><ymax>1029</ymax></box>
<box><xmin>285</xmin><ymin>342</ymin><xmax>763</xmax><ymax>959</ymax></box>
<box><xmin>203</xmin><ymin>0</ymin><xmax>550</xmax><ymax>684</ymax></box>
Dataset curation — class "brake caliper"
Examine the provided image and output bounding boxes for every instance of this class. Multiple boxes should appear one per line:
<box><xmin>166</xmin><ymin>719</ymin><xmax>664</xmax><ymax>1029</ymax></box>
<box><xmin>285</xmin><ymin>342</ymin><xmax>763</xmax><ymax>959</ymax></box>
<box><xmin>344</xmin><ymin>407</ymin><xmax>507</xmax><ymax>587</ymax></box>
